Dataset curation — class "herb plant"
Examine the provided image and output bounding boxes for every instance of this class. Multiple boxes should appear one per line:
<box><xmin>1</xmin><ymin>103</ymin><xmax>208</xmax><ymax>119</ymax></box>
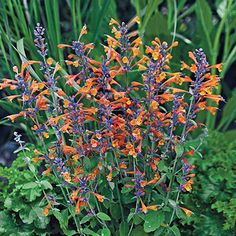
<box><xmin>0</xmin><ymin>17</ymin><xmax>223</xmax><ymax>235</ymax></box>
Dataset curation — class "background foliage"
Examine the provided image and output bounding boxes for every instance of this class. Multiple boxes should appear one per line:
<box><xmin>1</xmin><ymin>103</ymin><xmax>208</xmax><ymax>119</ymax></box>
<box><xmin>0</xmin><ymin>0</ymin><xmax>236</xmax><ymax>235</ymax></box>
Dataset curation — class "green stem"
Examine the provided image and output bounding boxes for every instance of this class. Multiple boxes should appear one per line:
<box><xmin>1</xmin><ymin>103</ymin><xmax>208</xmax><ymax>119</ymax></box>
<box><xmin>168</xmin><ymin>191</ymin><xmax>180</xmax><ymax>226</ymax></box>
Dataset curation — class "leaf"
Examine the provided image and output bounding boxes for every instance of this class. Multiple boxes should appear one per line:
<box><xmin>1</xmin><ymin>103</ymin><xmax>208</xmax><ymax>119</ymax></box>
<box><xmin>140</xmin><ymin>0</ymin><xmax>164</xmax><ymax>34</ymax></box>
<box><xmin>170</xmin><ymin>225</ymin><xmax>181</xmax><ymax>236</ymax></box>
<box><xmin>196</xmin><ymin>0</ymin><xmax>213</xmax><ymax>56</ymax></box>
<box><xmin>28</xmin><ymin>164</ymin><xmax>36</xmax><ymax>173</ymax></box>
<box><xmin>16</xmin><ymin>38</ymin><xmax>41</xmax><ymax>81</ymax></box>
<box><xmin>175</xmin><ymin>144</ymin><xmax>184</xmax><ymax>157</ymax></box>
<box><xmin>217</xmin><ymin>89</ymin><xmax>236</xmax><ymax>131</ymax></box>
<box><xmin>146</xmin><ymin>12</ymin><xmax>169</xmax><ymax>36</ymax></box>
<box><xmin>100</xmin><ymin>228</ymin><xmax>111</xmax><ymax>236</ymax></box>
<box><xmin>154</xmin><ymin>227</ymin><xmax>165</xmax><ymax>235</ymax></box>
<box><xmin>110</xmin><ymin>202</ymin><xmax>121</xmax><ymax>220</ymax></box>
<box><xmin>22</xmin><ymin>182</ymin><xmax>38</xmax><ymax>189</ymax></box>
<box><xmin>197</xmin><ymin>0</ymin><xmax>213</xmax><ymax>33</ymax></box>
<box><xmin>127</xmin><ymin>212</ymin><xmax>134</xmax><ymax>222</ymax></box>
<box><xmin>119</xmin><ymin>222</ymin><xmax>129</xmax><ymax>236</ymax></box>
<box><xmin>4</xmin><ymin>198</ymin><xmax>12</xmax><ymax>209</ymax></box>
<box><xmin>144</xmin><ymin>212</ymin><xmax>164</xmax><ymax>233</ymax></box>
<box><xmin>53</xmin><ymin>209</ymin><xmax>69</xmax><ymax>230</ymax></box>
<box><xmin>97</xmin><ymin>212</ymin><xmax>111</xmax><ymax>221</ymax></box>
<box><xmin>131</xmin><ymin>225</ymin><xmax>148</xmax><ymax>236</ymax></box>
<box><xmin>80</xmin><ymin>215</ymin><xmax>92</xmax><ymax>224</ymax></box>
<box><xmin>83</xmin><ymin>228</ymin><xmax>99</xmax><ymax>236</ymax></box>
<box><xmin>217</xmin><ymin>0</ymin><xmax>227</xmax><ymax>18</ymax></box>
<box><xmin>40</xmin><ymin>180</ymin><xmax>53</xmax><ymax>190</ymax></box>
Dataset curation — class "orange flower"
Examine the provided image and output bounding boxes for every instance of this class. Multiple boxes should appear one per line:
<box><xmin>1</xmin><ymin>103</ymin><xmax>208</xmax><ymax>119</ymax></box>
<box><xmin>109</xmin><ymin>18</ymin><xmax>120</xmax><ymax>26</ymax></box>
<box><xmin>119</xmin><ymin>162</ymin><xmax>127</xmax><ymax>169</ymax></box>
<box><xmin>140</xmin><ymin>198</ymin><xmax>148</xmax><ymax>214</ymax></box>
<box><xmin>106</xmin><ymin>170</ymin><xmax>113</xmax><ymax>182</ymax></box>
<box><xmin>209</xmin><ymin>63</ymin><xmax>222</xmax><ymax>72</ymax></box>
<box><xmin>43</xmin><ymin>202</ymin><xmax>52</xmax><ymax>216</ymax></box>
<box><xmin>183</xmin><ymin>179</ymin><xmax>194</xmax><ymax>191</ymax></box>
<box><xmin>180</xmin><ymin>207</ymin><xmax>193</xmax><ymax>217</ymax></box>
<box><xmin>71</xmin><ymin>189</ymin><xmax>79</xmax><ymax>201</ymax></box>
<box><xmin>75</xmin><ymin>198</ymin><xmax>81</xmax><ymax>214</ymax></box>
<box><xmin>91</xmin><ymin>192</ymin><xmax>105</xmax><ymax>202</ymax></box>
<box><xmin>61</xmin><ymin>145</ymin><xmax>77</xmax><ymax>156</ymax></box>
<box><xmin>61</xmin><ymin>172</ymin><xmax>71</xmax><ymax>182</ymax></box>
<box><xmin>6</xmin><ymin>112</ymin><xmax>24</xmax><ymax>122</ymax></box>
<box><xmin>140</xmin><ymin>198</ymin><xmax>158</xmax><ymax>214</ymax></box>
<box><xmin>42</xmin><ymin>168</ymin><xmax>51</xmax><ymax>176</ymax></box>
<box><xmin>32</xmin><ymin>157</ymin><xmax>45</xmax><ymax>163</ymax></box>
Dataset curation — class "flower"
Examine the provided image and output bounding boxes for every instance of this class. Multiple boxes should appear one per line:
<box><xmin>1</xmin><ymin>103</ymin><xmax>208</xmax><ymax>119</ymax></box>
<box><xmin>180</xmin><ymin>207</ymin><xmax>193</xmax><ymax>217</ymax></box>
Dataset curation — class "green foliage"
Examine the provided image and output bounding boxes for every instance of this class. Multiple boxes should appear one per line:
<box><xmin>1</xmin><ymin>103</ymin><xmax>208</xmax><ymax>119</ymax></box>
<box><xmin>0</xmin><ymin>149</ymin><xmax>51</xmax><ymax>235</ymax></box>
<box><xmin>180</xmin><ymin>131</ymin><xmax>236</xmax><ymax>235</ymax></box>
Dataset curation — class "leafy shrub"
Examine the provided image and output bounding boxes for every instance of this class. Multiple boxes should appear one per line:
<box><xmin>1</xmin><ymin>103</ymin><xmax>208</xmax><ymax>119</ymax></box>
<box><xmin>0</xmin><ymin>147</ymin><xmax>52</xmax><ymax>235</ymax></box>
<box><xmin>180</xmin><ymin>131</ymin><xmax>236</xmax><ymax>235</ymax></box>
<box><xmin>0</xmin><ymin>17</ymin><xmax>222</xmax><ymax>235</ymax></box>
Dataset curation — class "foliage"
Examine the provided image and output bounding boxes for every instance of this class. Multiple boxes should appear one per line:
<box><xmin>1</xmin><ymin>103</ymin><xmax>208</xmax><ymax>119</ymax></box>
<box><xmin>0</xmin><ymin>147</ymin><xmax>51</xmax><ymax>235</ymax></box>
<box><xmin>180</xmin><ymin>131</ymin><xmax>236</xmax><ymax>235</ymax></box>
<box><xmin>0</xmin><ymin>15</ymin><xmax>223</xmax><ymax>235</ymax></box>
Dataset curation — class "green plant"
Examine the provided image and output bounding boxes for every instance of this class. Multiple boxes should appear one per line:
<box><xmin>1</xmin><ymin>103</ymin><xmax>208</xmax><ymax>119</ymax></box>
<box><xmin>0</xmin><ymin>146</ymin><xmax>51</xmax><ymax>235</ymax></box>
<box><xmin>180</xmin><ymin>131</ymin><xmax>236</xmax><ymax>235</ymax></box>
<box><xmin>0</xmin><ymin>14</ymin><xmax>223</xmax><ymax>235</ymax></box>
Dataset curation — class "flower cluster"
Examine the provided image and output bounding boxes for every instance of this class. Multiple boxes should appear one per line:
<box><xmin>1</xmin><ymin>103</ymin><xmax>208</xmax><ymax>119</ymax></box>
<box><xmin>0</xmin><ymin>18</ymin><xmax>223</xmax><ymax>232</ymax></box>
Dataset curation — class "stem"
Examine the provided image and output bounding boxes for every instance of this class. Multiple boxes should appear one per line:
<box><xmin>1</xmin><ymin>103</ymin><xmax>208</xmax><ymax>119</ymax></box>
<box><xmin>115</xmin><ymin>181</ymin><xmax>125</xmax><ymax>221</ymax></box>
<box><xmin>164</xmin><ymin>154</ymin><xmax>178</xmax><ymax>206</ymax></box>
<box><xmin>169</xmin><ymin>191</ymin><xmax>180</xmax><ymax>226</ymax></box>
<box><xmin>128</xmin><ymin>199</ymin><xmax>139</xmax><ymax>236</ymax></box>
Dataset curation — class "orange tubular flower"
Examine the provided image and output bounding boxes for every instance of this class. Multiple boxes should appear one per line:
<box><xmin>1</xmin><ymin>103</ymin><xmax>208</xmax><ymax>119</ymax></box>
<box><xmin>91</xmin><ymin>192</ymin><xmax>105</xmax><ymax>202</ymax></box>
<box><xmin>43</xmin><ymin>201</ymin><xmax>53</xmax><ymax>216</ymax></box>
<box><xmin>6</xmin><ymin>112</ymin><xmax>24</xmax><ymax>122</ymax></box>
<box><xmin>180</xmin><ymin>207</ymin><xmax>193</xmax><ymax>217</ymax></box>
<box><xmin>140</xmin><ymin>198</ymin><xmax>158</xmax><ymax>214</ymax></box>
<box><xmin>61</xmin><ymin>172</ymin><xmax>71</xmax><ymax>182</ymax></box>
<box><xmin>61</xmin><ymin>145</ymin><xmax>77</xmax><ymax>156</ymax></box>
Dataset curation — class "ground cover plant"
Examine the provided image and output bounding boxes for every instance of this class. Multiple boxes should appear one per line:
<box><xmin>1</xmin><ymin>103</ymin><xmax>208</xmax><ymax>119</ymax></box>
<box><xmin>0</xmin><ymin>16</ymin><xmax>223</xmax><ymax>235</ymax></box>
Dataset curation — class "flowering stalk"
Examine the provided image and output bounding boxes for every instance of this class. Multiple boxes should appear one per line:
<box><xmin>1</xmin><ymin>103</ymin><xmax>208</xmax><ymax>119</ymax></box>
<box><xmin>0</xmin><ymin>17</ymin><xmax>223</xmax><ymax>234</ymax></box>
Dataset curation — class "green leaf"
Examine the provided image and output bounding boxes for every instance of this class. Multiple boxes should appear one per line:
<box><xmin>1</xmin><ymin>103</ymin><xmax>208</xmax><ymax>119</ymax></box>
<box><xmin>22</xmin><ymin>182</ymin><xmax>38</xmax><ymax>189</ymax></box>
<box><xmin>53</xmin><ymin>209</ymin><xmax>69</xmax><ymax>230</ymax></box>
<box><xmin>83</xmin><ymin>228</ymin><xmax>99</xmax><ymax>236</ymax></box>
<box><xmin>110</xmin><ymin>202</ymin><xmax>121</xmax><ymax>220</ymax></box>
<box><xmin>80</xmin><ymin>215</ymin><xmax>92</xmax><ymax>224</ymax></box>
<box><xmin>196</xmin><ymin>0</ymin><xmax>213</xmax><ymax>56</ymax></box>
<box><xmin>144</xmin><ymin>212</ymin><xmax>164</xmax><ymax>233</ymax></box>
<box><xmin>170</xmin><ymin>225</ymin><xmax>181</xmax><ymax>236</ymax></box>
<box><xmin>175</xmin><ymin>144</ymin><xmax>184</xmax><ymax>157</ymax></box>
<box><xmin>154</xmin><ymin>227</ymin><xmax>165</xmax><ymax>235</ymax></box>
<box><xmin>100</xmin><ymin>228</ymin><xmax>111</xmax><ymax>236</ymax></box>
<box><xmin>28</xmin><ymin>164</ymin><xmax>36</xmax><ymax>173</ymax></box>
<box><xmin>146</xmin><ymin>12</ymin><xmax>168</xmax><ymax>36</ymax></box>
<box><xmin>140</xmin><ymin>0</ymin><xmax>164</xmax><ymax>34</ymax></box>
<box><xmin>119</xmin><ymin>222</ymin><xmax>129</xmax><ymax>236</ymax></box>
<box><xmin>97</xmin><ymin>212</ymin><xmax>111</xmax><ymax>221</ymax></box>
<box><xmin>16</xmin><ymin>38</ymin><xmax>41</xmax><ymax>81</ymax></box>
<box><xmin>40</xmin><ymin>180</ymin><xmax>53</xmax><ymax>190</ymax></box>
<box><xmin>217</xmin><ymin>89</ymin><xmax>236</xmax><ymax>131</ymax></box>
<box><xmin>127</xmin><ymin>212</ymin><xmax>134</xmax><ymax>222</ymax></box>
<box><xmin>4</xmin><ymin>198</ymin><xmax>12</xmax><ymax>209</ymax></box>
<box><xmin>131</xmin><ymin>225</ymin><xmax>148</xmax><ymax>236</ymax></box>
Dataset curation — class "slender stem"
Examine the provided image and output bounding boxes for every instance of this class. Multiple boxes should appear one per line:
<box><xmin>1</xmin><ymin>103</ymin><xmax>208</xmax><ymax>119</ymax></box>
<box><xmin>169</xmin><ymin>191</ymin><xmax>180</xmax><ymax>226</ymax></box>
<box><xmin>115</xmin><ymin>181</ymin><xmax>125</xmax><ymax>221</ymax></box>
<box><xmin>128</xmin><ymin>199</ymin><xmax>139</xmax><ymax>236</ymax></box>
